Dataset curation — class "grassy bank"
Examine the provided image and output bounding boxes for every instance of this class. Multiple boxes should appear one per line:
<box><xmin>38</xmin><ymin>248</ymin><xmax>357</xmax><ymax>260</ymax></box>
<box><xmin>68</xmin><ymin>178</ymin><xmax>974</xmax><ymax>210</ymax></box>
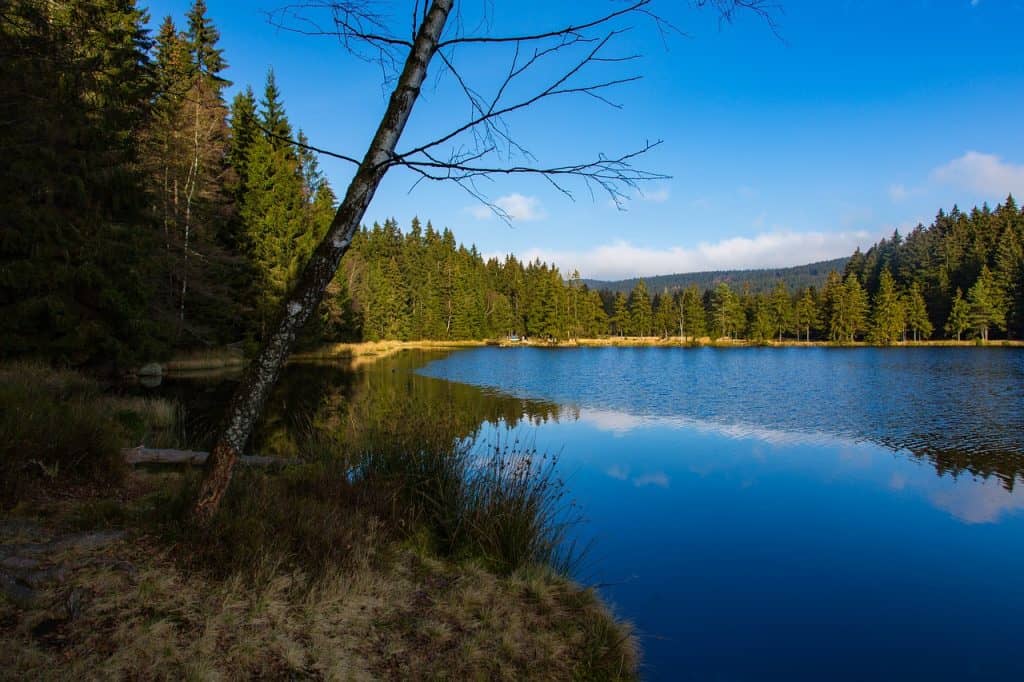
<box><xmin>293</xmin><ymin>339</ymin><xmax>487</xmax><ymax>369</ymax></box>
<box><xmin>164</xmin><ymin>347</ymin><xmax>247</xmax><ymax>372</ymax></box>
<box><xmin>0</xmin><ymin>364</ymin><xmax>637</xmax><ymax>679</ymax></box>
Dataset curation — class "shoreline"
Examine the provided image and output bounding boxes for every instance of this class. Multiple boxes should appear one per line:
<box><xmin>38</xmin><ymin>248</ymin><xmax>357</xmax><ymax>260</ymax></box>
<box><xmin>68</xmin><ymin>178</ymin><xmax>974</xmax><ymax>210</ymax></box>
<box><xmin>290</xmin><ymin>336</ymin><xmax>1024</xmax><ymax>362</ymax></box>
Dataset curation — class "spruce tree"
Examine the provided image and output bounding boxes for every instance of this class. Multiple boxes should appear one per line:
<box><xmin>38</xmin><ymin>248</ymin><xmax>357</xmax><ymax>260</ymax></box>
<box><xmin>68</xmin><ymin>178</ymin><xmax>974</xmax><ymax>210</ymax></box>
<box><xmin>843</xmin><ymin>274</ymin><xmax>869</xmax><ymax>342</ymax></box>
<box><xmin>0</xmin><ymin>0</ymin><xmax>161</xmax><ymax>364</ymax></box>
<box><xmin>904</xmin><ymin>282</ymin><xmax>932</xmax><ymax>342</ymax></box>
<box><xmin>654</xmin><ymin>291</ymin><xmax>678</xmax><ymax>338</ymax></box>
<box><xmin>678</xmin><ymin>285</ymin><xmax>705</xmax><ymax>340</ymax></box>
<box><xmin>869</xmin><ymin>268</ymin><xmax>903</xmax><ymax>344</ymax></box>
<box><xmin>769</xmin><ymin>281</ymin><xmax>792</xmax><ymax>341</ymax></box>
<box><xmin>186</xmin><ymin>0</ymin><xmax>227</xmax><ymax>81</ymax></box>
<box><xmin>612</xmin><ymin>292</ymin><xmax>630</xmax><ymax>336</ymax></box>
<box><xmin>260</xmin><ymin>68</ymin><xmax>292</xmax><ymax>146</ymax></box>
<box><xmin>711</xmin><ymin>282</ymin><xmax>741</xmax><ymax>339</ymax></box>
<box><xmin>944</xmin><ymin>288</ymin><xmax>971</xmax><ymax>341</ymax></box>
<box><xmin>967</xmin><ymin>265</ymin><xmax>1004</xmax><ymax>342</ymax></box>
<box><xmin>628</xmin><ymin>280</ymin><xmax>653</xmax><ymax>337</ymax></box>
<box><xmin>794</xmin><ymin>288</ymin><xmax>818</xmax><ymax>341</ymax></box>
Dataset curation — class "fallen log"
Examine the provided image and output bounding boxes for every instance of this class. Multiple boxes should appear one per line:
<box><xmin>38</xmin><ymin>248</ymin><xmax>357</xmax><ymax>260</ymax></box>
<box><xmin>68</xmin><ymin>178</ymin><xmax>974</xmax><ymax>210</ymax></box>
<box><xmin>123</xmin><ymin>447</ymin><xmax>294</xmax><ymax>468</ymax></box>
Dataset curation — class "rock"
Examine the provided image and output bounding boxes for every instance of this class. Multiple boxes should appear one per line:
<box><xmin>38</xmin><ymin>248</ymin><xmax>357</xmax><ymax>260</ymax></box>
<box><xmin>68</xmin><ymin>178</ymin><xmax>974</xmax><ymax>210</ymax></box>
<box><xmin>137</xmin><ymin>362</ymin><xmax>163</xmax><ymax>377</ymax></box>
<box><xmin>0</xmin><ymin>571</ymin><xmax>36</xmax><ymax>607</ymax></box>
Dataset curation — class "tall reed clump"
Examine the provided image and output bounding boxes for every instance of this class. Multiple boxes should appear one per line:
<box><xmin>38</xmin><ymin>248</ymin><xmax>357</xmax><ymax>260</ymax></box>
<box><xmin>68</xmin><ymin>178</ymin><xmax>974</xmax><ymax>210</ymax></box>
<box><xmin>164</xmin><ymin>415</ymin><xmax>577</xmax><ymax>579</ymax></box>
<box><xmin>348</xmin><ymin>417</ymin><xmax>578</xmax><ymax>576</ymax></box>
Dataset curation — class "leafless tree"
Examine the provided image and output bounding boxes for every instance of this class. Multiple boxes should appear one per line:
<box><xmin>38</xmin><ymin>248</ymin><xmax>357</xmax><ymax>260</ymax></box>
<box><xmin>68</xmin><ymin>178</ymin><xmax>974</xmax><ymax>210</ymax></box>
<box><xmin>191</xmin><ymin>0</ymin><xmax>775</xmax><ymax>522</ymax></box>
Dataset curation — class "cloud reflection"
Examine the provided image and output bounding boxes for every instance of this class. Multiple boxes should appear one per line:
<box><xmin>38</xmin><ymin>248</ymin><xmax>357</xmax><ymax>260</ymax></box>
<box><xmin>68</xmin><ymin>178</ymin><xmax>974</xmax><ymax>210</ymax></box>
<box><xmin>578</xmin><ymin>406</ymin><xmax>1024</xmax><ymax>524</ymax></box>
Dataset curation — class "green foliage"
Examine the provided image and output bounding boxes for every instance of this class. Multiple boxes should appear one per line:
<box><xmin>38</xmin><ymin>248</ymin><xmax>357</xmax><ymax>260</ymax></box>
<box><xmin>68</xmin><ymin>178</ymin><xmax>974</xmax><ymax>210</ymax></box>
<box><xmin>0</xmin><ymin>0</ymin><xmax>162</xmax><ymax>366</ymax></box>
<box><xmin>711</xmin><ymin>282</ymin><xmax>743</xmax><ymax>339</ymax></box>
<box><xmin>869</xmin><ymin>268</ymin><xmax>904</xmax><ymax>344</ymax></box>
<box><xmin>967</xmin><ymin>265</ymin><xmax>1005</xmax><ymax>342</ymax></box>
<box><xmin>945</xmin><ymin>288</ymin><xmax>971</xmax><ymax>341</ymax></box>
<box><xmin>904</xmin><ymin>281</ymin><xmax>932</xmax><ymax>341</ymax></box>
<box><xmin>794</xmin><ymin>288</ymin><xmax>818</xmax><ymax>341</ymax></box>
<box><xmin>611</xmin><ymin>292</ymin><xmax>630</xmax><ymax>336</ymax></box>
<box><xmin>627</xmin><ymin>280</ymin><xmax>653</xmax><ymax>337</ymax></box>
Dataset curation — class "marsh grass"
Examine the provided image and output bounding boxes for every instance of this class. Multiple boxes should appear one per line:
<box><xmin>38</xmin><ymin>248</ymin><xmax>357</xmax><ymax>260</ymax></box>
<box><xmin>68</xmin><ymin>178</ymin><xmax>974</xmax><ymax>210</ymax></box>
<box><xmin>157</xmin><ymin>418</ymin><xmax>580</xmax><ymax>580</ymax></box>
<box><xmin>163</xmin><ymin>347</ymin><xmax>245</xmax><ymax>372</ymax></box>
<box><xmin>0</xmin><ymin>362</ymin><xmax>179</xmax><ymax>507</ymax></box>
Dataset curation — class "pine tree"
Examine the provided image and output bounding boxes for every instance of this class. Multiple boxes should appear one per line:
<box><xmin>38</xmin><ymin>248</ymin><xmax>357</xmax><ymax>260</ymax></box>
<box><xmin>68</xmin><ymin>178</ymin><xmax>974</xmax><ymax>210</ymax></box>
<box><xmin>227</xmin><ymin>87</ymin><xmax>258</xmax><ymax>197</ymax></box>
<box><xmin>794</xmin><ymin>288</ymin><xmax>818</xmax><ymax>341</ymax></box>
<box><xmin>628</xmin><ymin>280</ymin><xmax>653</xmax><ymax>337</ymax></box>
<box><xmin>0</xmin><ymin>0</ymin><xmax>162</xmax><ymax>364</ymax></box>
<box><xmin>260</xmin><ymin>68</ymin><xmax>292</xmax><ymax>146</ymax></box>
<box><xmin>654</xmin><ymin>291</ymin><xmax>678</xmax><ymax>338</ymax></box>
<box><xmin>869</xmin><ymin>268</ymin><xmax>903</xmax><ymax>345</ymax></box>
<box><xmin>769</xmin><ymin>281</ymin><xmax>792</xmax><ymax>342</ymax></box>
<box><xmin>944</xmin><ymin>288</ymin><xmax>971</xmax><ymax>341</ymax></box>
<box><xmin>822</xmin><ymin>271</ymin><xmax>846</xmax><ymax>341</ymax></box>
<box><xmin>186</xmin><ymin>0</ymin><xmax>227</xmax><ymax>80</ymax></box>
<box><xmin>967</xmin><ymin>265</ymin><xmax>1004</xmax><ymax>342</ymax></box>
<box><xmin>612</xmin><ymin>292</ymin><xmax>629</xmax><ymax>336</ymax></box>
<box><xmin>993</xmin><ymin>224</ymin><xmax>1023</xmax><ymax>337</ymax></box>
<box><xmin>843</xmin><ymin>274</ymin><xmax>869</xmax><ymax>342</ymax></box>
<box><xmin>748</xmin><ymin>294</ymin><xmax>774</xmax><ymax>342</ymax></box>
<box><xmin>679</xmin><ymin>285</ymin><xmax>705</xmax><ymax>340</ymax></box>
<box><xmin>711</xmin><ymin>282</ymin><xmax>742</xmax><ymax>339</ymax></box>
<box><xmin>904</xmin><ymin>281</ymin><xmax>932</xmax><ymax>342</ymax></box>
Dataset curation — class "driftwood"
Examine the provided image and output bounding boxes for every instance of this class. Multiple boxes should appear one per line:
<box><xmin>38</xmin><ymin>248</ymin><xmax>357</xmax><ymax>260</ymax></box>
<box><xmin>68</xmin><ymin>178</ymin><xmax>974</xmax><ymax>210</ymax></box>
<box><xmin>123</xmin><ymin>448</ymin><xmax>294</xmax><ymax>468</ymax></box>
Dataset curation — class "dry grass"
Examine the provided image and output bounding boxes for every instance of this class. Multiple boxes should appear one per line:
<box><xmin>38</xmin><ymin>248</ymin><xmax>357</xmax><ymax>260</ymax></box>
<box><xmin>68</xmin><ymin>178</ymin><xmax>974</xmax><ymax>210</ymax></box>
<box><xmin>0</xmin><ymin>364</ymin><xmax>637</xmax><ymax>679</ymax></box>
<box><xmin>292</xmin><ymin>339</ymin><xmax>487</xmax><ymax>369</ymax></box>
<box><xmin>0</xmin><ymin>476</ymin><xmax>637</xmax><ymax>680</ymax></box>
<box><xmin>164</xmin><ymin>347</ymin><xmax>246</xmax><ymax>372</ymax></box>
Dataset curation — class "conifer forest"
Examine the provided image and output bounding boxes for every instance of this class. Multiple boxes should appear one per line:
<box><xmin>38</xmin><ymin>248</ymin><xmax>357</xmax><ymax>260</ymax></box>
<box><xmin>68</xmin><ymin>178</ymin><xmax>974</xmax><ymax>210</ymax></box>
<box><xmin>3</xmin><ymin>1</ymin><xmax>1023</xmax><ymax>371</ymax></box>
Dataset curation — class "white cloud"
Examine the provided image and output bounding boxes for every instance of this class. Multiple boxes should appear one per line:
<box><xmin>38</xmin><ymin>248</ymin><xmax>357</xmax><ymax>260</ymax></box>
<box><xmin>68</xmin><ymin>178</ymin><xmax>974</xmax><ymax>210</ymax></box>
<box><xmin>888</xmin><ymin>184</ymin><xmax>909</xmax><ymax>202</ymax></box>
<box><xmin>930</xmin><ymin>151</ymin><xmax>1024</xmax><ymax>197</ymax></box>
<box><xmin>638</xmin><ymin>187</ymin><xmax>670</xmax><ymax>203</ymax></box>
<box><xmin>468</xmin><ymin>193</ymin><xmax>546</xmax><ymax>222</ymax></box>
<box><xmin>509</xmin><ymin>230</ymin><xmax>875</xmax><ymax>280</ymax></box>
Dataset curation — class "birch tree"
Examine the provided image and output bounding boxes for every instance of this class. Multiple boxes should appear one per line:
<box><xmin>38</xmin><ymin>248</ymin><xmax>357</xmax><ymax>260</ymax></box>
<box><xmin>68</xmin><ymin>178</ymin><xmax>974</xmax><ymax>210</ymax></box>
<box><xmin>191</xmin><ymin>0</ymin><xmax>774</xmax><ymax>522</ymax></box>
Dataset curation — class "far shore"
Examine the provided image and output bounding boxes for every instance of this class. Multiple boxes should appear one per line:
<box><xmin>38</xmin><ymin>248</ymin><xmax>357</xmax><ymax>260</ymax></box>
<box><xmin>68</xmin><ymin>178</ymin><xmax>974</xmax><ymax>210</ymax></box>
<box><xmin>155</xmin><ymin>335</ymin><xmax>1024</xmax><ymax>376</ymax></box>
<box><xmin>291</xmin><ymin>336</ymin><xmax>1024</xmax><ymax>360</ymax></box>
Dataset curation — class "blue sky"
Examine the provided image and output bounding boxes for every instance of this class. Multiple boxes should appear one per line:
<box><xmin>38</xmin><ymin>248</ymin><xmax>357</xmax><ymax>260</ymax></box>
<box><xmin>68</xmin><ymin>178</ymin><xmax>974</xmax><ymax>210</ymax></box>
<box><xmin>144</xmin><ymin>0</ymin><xmax>1024</xmax><ymax>279</ymax></box>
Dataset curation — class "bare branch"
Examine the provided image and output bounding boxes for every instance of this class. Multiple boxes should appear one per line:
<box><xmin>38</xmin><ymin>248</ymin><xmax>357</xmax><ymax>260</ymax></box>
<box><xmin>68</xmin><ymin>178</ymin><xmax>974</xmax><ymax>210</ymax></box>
<box><xmin>253</xmin><ymin>120</ymin><xmax>361</xmax><ymax>166</ymax></box>
<box><xmin>437</xmin><ymin>0</ymin><xmax>655</xmax><ymax>47</ymax></box>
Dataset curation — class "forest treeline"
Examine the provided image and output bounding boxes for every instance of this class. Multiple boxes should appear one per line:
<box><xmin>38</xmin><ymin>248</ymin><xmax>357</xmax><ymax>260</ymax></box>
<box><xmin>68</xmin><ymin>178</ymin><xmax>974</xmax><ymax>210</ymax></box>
<box><xmin>2</xmin><ymin>1</ymin><xmax>1022</xmax><ymax>370</ymax></box>
<box><xmin>337</xmin><ymin>194</ymin><xmax>1022</xmax><ymax>344</ymax></box>
<box><xmin>1</xmin><ymin>0</ymin><xmax>333</xmax><ymax>366</ymax></box>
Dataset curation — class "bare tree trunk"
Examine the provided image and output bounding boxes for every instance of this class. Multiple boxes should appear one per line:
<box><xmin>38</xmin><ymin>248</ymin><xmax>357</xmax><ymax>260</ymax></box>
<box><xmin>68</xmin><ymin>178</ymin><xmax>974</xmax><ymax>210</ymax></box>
<box><xmin>190</xmin><ymin>0</ymin><xmax>454</xmax><ymax>524</ymax></box>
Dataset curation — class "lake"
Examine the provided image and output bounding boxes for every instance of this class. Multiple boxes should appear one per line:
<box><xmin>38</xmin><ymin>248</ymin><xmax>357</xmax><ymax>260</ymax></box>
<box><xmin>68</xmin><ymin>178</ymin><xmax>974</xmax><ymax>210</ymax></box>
<box><xmin>155</xmin><ymin>346</ymin><xmax>1024</xmax><ymax>681</ymax></box>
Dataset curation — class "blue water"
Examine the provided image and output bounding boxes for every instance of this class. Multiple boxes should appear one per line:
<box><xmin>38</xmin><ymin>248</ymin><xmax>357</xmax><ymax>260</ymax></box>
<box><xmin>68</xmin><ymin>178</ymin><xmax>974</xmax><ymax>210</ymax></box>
<box><xmin>418</xmin><ymin>347</ymin><xmax>1024</xmax><ymax>681</ymax></box>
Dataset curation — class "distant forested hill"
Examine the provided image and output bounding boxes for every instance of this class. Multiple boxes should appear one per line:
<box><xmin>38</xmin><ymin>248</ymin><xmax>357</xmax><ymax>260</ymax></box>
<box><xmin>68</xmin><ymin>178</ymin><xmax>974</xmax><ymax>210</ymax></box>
<box><xmin>582</xmin><ymin>257</ymin><xmax>849</xmax><ymax>295</ymax></box>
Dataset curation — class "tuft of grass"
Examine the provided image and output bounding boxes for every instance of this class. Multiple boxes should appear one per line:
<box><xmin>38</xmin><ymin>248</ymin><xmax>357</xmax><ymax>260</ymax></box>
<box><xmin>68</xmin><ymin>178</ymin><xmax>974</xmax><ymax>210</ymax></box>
<box><xmin>0</xmin><ymin>363</ymin><xmax>125</xmax><ymax>507</ymax></box>
<box><xmin>0</xmin><ymin>362</ymin><xmax>178</xmax><ymax>508</ymax></box>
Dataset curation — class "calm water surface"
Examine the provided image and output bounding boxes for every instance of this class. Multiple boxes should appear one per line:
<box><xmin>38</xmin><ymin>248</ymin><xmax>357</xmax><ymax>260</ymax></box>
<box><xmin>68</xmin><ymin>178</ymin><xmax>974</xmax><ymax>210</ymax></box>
<box><xmin>418</xmin><ymin>347</ymin><xmax>1024</xmax><ymax>681</ymax></box>
<box><xmin>156</xmin><ymin>347</ymin><xmax>1024</xmax><ymax>681</ymax></box>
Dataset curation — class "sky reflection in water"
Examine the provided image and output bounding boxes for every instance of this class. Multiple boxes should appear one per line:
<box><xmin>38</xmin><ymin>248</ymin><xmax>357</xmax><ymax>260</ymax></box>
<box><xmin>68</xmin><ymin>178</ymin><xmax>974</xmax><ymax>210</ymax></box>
<box><xmin>418</xmin><ymin>347</ymin><xmax>1024</xmax><ymax>681</ymax></box>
